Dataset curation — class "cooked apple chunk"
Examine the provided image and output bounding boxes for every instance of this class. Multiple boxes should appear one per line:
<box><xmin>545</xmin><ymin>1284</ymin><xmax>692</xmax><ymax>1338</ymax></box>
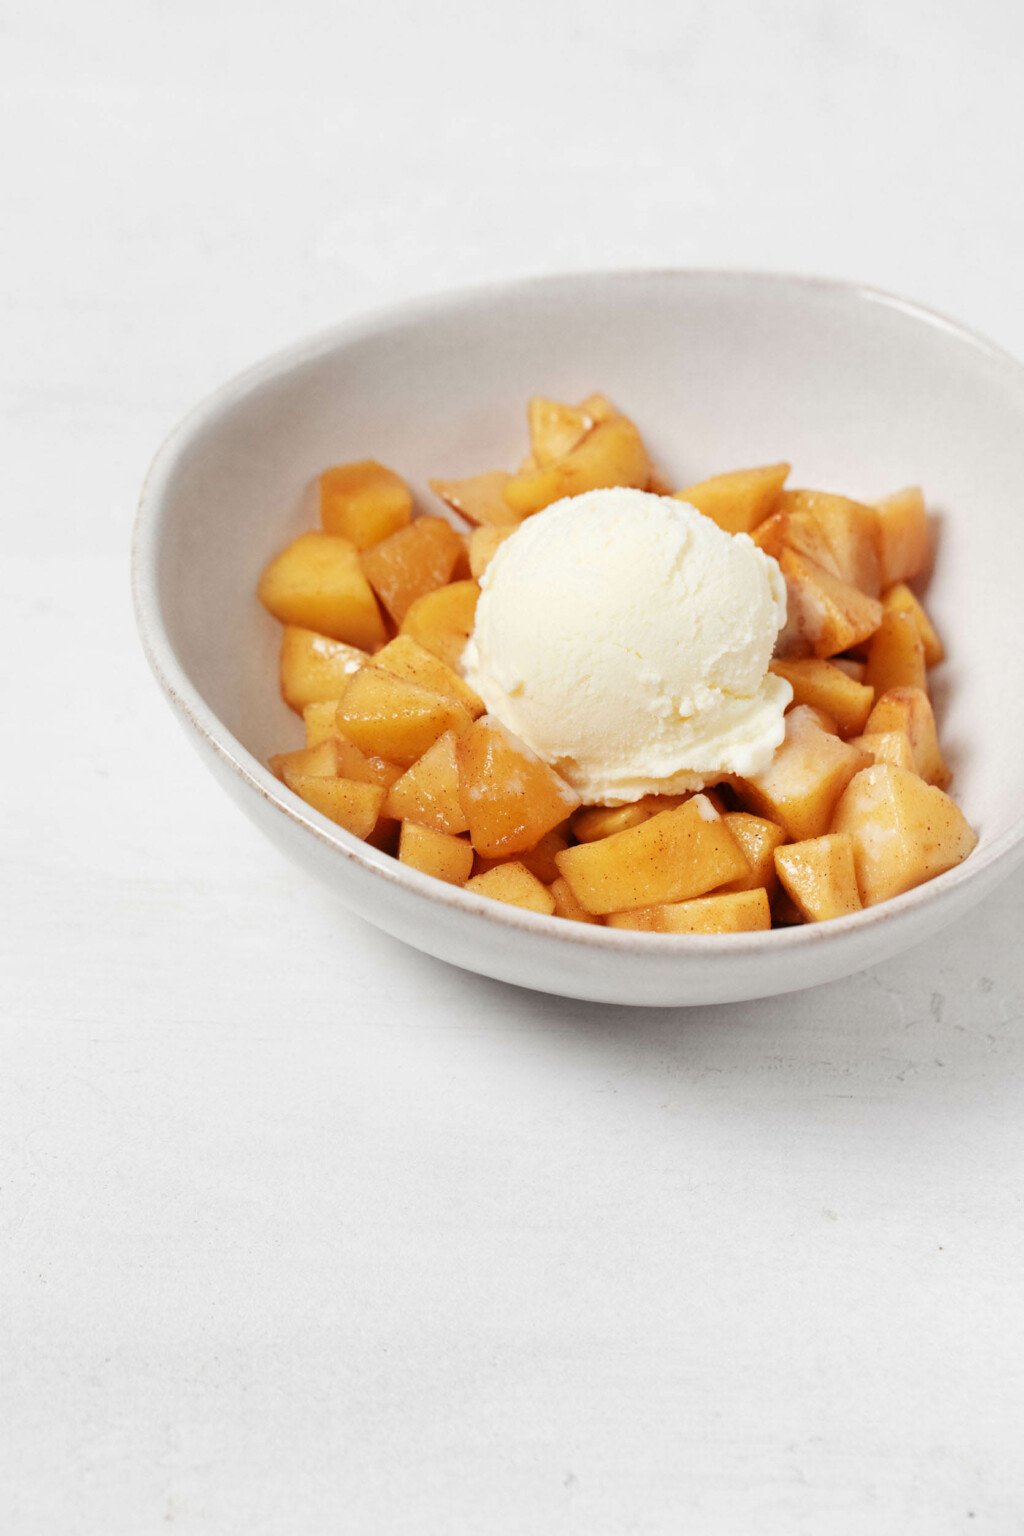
<box><xmin>282</xmin><ymin>775</ymin><xmax>385</xmax><ymax>838</ymax></box>
<box><xmin>769</xmin><ymin>657</ymin><xmax>874</xmax><ymax>737</ymax></box>
<box><xmin>606</xmin><ymin>888</ymin><xmax>771</xmax><ymax>933</ymax></box>
<box><xmin>258</xmin><ymin>532</ymin><xmax>387</xmax><ymax>650</ymax></box>
<box><xmin>503</xmin><ymin>414</ymin><xmax>651</xmax><ymax>517</ymax></box>
<box><xmin>774</xmin><ymin>833</ymin><xmax>862</xmax><ymax>921</ymax></box>
<box><xmin>881</xmin><ymin>582</ymin><xmax>944</xmax><ymax>666</ymax></box>
<box><xmin>302</xmin><ymin>700</ymin><xmax>342</xmax><ymax>747</ymax></box>
<box><xmin>430</xmin><ymin>471</ymin><xmax>522</xmax><ymax>528</ymax></box>
<box><xmin>847</xmin><ymin>729</ymin><xmax>916</xmax><ymax>773</ymax></box>
<box><xmin>832</xmin><ymin>764</ymin><xmax>976</xmax><ymax>905</ymax></box>
<box><xmin>864</xmin><ymin>608</ymin><xmax>927</xmax><ymax>696</ymax></box>
<box><xmin>865</xmin><ymin>687</ymin><xmax>949</xmax><ymax>787</ymax></box>
<box><xmin>555</xmin><ymin>796</ymin><xmax>748</xmax><ymax>916</ymax></box>
<box><xmin>776</xmin><ymin>490</ymin><xmax>882</xmax><ymax>597</ymax></box>
<box><xmin>675</xmin><ymin>462</ymin><xmax>790</xmax><ymax>535</ymax></box>
<box><xmin>384</xmin><ymin>730</ymin><xmax>469</xmax><ymax>835</ymax></box>
<box><xmin>372</xmin><ymin>634</ymin><xmax>483</xmax><ymax>717</ymax></box>
<box><xmin>468</xmin><ymin>525</ymin><xmax>514</xmax><ymax>579</ymax></box>
<box><xmin>399</xmin><ymin>580</ymin><xmax>480</xmax><ymax>670</ymax></box>
<box><xmin>776</xmin><ymin>549</ymin><xmax>883</xmax><ymax>659</ymax></box>
<box><xmin>337</xmin><ymin>667</ymin><xmax>473</xmax><ymax>767</ymax></box>
<box><xmin>398</xmin><ymin>821</ymin><xmax>474</xmax><ymax>885</ymax></box>
<box><xmin>527</xmin><ymin>396</ymin><xmax>594</xmax><ymax>467</ymax></box>
<box><xmin>548</xmin><ymin>875</ymin><xmax>601</xmax><ymax>924</ymax></box>
<box><xmin>736</xmin><ymin>704</ymin><xmax>872</xmax><ymax>841</ymax></box>
<box><xmin>875</xmin><ymin>486</ymin><xmax>931</xmax><ymax>587</ymax></box>
<box><xmin>360</xmin><ymin>516</ymin><xmax>464</xmax><ymax>623</ymax></box>
<box><xmin>571</xmin><ymin>795</ymin><xmax>689</xmax><ymax>844</ymax></box>
<box><xmin>717</xmin><ymin>812</ymin><xmax>787</xmax><ymax>896</ymax></box>
<box><xmin>319</xmin><ymin>460</ymin><xmax>412</xmax><ymax>548</ymax></box>
<box><xmin>279</xmin><ymin>626</ymin><xmax>367</xmax><ymax>713</ymax></box>
<box><xmin>456</xmin><ymin>716</ymin><xmax>580</xmax><ymax>858</ymax></box>
<box><xmin>465</xmin><ymin>862</ymin><xmax>557</xmax><ymax>914</ymax></box>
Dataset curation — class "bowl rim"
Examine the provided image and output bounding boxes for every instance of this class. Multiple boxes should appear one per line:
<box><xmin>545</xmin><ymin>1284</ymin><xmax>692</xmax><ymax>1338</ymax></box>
<box><xmin>132</xmin><ymin>266</ymin><xmax>1024</xmax><ymax>956</ymax></box>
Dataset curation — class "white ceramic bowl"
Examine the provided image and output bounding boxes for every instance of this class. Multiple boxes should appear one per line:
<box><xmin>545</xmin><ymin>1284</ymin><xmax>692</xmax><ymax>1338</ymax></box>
<box><xmin>133</xmin><ymin>270</ymin><xmax>1024</xmax><ymax>1006</ymax></box>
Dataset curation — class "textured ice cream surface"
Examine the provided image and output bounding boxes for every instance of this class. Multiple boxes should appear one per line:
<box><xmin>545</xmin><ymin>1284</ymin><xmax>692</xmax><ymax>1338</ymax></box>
<box><xmin>462</xmin><ymin>487</ymin><xmax>792</xmax><ymax>804</ymax></box>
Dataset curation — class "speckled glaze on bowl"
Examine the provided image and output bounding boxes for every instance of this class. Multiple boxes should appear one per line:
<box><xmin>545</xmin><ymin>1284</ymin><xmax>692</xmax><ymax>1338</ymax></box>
<box><xmin>133</xmin><ymin>270</ymin><xmax>1024</xmax><ymax>1006</ymax></box>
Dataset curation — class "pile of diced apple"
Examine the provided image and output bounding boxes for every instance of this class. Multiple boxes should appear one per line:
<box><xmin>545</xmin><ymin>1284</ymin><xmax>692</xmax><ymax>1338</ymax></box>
<box><xmin>256</xmin><ymin>394</ymin><xmax>976</xmax><ymax>932</ymax></box>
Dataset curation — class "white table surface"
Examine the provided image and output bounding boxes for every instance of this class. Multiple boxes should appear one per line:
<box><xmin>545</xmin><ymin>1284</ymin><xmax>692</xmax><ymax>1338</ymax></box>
<box><xmin>4</xmin><ymin>1</ymin><xmax>1024</xmax><ymax>1531</ymax></box>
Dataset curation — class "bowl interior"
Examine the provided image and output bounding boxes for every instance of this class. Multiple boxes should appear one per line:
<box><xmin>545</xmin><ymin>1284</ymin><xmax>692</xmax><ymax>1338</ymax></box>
<box><xmin>150</xmin><ymin>271</ymin><xmax>1024</xmax><ymax>856</ymax></box>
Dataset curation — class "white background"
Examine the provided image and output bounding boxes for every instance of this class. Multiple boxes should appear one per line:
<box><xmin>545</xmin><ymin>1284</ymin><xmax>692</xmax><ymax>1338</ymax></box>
<box><xmin>3</xmin><ymin>1</ymin><xmax>1024</xmax><ymax>1531</ymax></box>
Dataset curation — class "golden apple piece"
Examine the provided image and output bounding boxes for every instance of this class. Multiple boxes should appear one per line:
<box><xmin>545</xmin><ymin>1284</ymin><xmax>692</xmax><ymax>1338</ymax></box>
<box><xmin>776</xmin><ymin>549</ymin><xmax>883</xmax><ymax>659</ymax></box>
<box><xmin>270</xmin><ymin>737</ymin><xmax>360</xmax><ymax>782</ymax></box>
<box><xmin>769</xmin><ymin>657</ymin><xmax>874</xmax><ymax>737</ymax></box>
<box><xmin>847</xmin><ymin>729</ymin><xmax>916</xmax><ymax>773</ymax></box>
<box><xmin>752</xmin><ymin>509</ymin><xmax>839</xmax><ymax>574</ymax></box>
<box><xmin>279</xmin><ymin>626</ymin><xmax>367</xmax><ymax>713</ymax></box>
<box><xmin>864</xmin><ymin>608</ymin><xmax>927</xmax><ymax>696</ymax></box>
<box><xmin>865</xmin><ymin>687</ymin><xmax>950</xmax><ymax>787</ymax></box>
<box><xmin>777</xmin><ymin>489</ymin><xmax>882</xmax><ymax>596</ymax></box>
<box><xmin>717</xmin><ymin>812</ymin><xmax>787</xmax><ymax>896</ymax></box>
<box><xmin>372</xmin><ymin>634</ymin><xmax>483</xmax><ymax>717</ymax></box>
<box><xmin>456</xmin><ymin>716</ymin><xmax>580</xmax><ymax>858</ymax></box>
<box><xmin>555</xmin><ymin>795</ymin><xmax>748</xmax><ymax>916</ymax></box>
<box><xmin>337</xmin><ymin>667</ymin><xmax>473</xmax><ymax>768</ymax></box>
<box><xmin>881</xmin><ymin>582</ymin><xmax>945</xmax><ymax>666</ymax></box>
<box><xmin>832</xmin><ymin>764</ymin><xmax>976</xmax><ymax>905</ymax></box>
<box><xmin>571</xmin><ymin>795</ymin><xmax>689</xmax><ymax>843</ymax></box>
<box><xmin>473</xmin><ymin>829</ymin><xmax>570</xmax><ymax>885</ymax></box>
<box><xmin>735</xmin><ymin>704</ymin><xmax>873</xmax><ymax>841</ymax></box>
<box><xmin>399</xmin><ymin>580</ymin><xmax>480</xmax><ymax>670</ymax></box>
<box><xmin>548</xmin><ymin>875</ymin><xmax>601</xmax><ymax>924</ymax></box>
<box><xmin>502</xmin><ymin>414</ymin><xmax>652</xmax><ymax>517</ymax></box>
<box><xmin>606</xmin><ymin>889</ymin><xmax>771</xmax><ymax>933</ymax></box>
<box><xmin>465</xmin><ymin>862</ymin><xmax>557</xmax><ymax>915</ymax></box>
<box><xmin>430</xmin><ymin>471</ymin><xmax>522</xmax><ymax>528</ymax></box>
<box><xmin>360</xmin><ymin>516</ymin><xmax>464</xmax><ymax>624</ymax></box>
<box><xmin>875</xmin><ymin>486</ymin><xmax>931</xmax><ymax>587</ymax></box>
<box><xmin>302</xmin><ymin>700</ymin><xmax>342</xmax><ymax>747</ymax></box>
<box><xmin>527</xmin><ymin>396</ymin><xmax>594</xmax><ymax>467</ymax></box>
<box><xmin>384</xmin><ymin>730</ymin><xmax>468</xmax><ymax>835</ymax></box>
<box><xmin>319</xmin><ymin>460</ymin><xmax>412</xmax><ymax>549</ymax></box>
<box><xmin>575</xmin><ymin>392</ymin><xmax>618</xmax><ymax>423</ymax></box>
<box><xmin>468</xmin><ymin>525</ymin><xmax>514</xmax><ymax>579</ymax></box>
<box><xmin>258</xmin><ymin>532</ymin><xmax>387</xmax><ymax>650</ymax></box>
<box><xmin>675</xmin><ymin>462</ymin><xmax>790</xmax><ymax>535</ymax></box>
<box><xmin>282</xmin><ymin>775</ymin><xmax>385</xmax><ymax>839</ymax></box>
<box><xmin>774</xmin><ymin>833</ymin><xmax>862</xmax><ymax>921</ymax></box>
<box><xmin>398</xmin><ymin>822</ymin><xmax>474</xmax><ymax>885</ymax></box>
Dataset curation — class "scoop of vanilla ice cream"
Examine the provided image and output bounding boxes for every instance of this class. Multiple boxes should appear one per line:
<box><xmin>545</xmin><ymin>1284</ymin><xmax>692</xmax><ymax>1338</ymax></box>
<box><xmin>462</xmin><ymin>487</ymin><xmax>791</xmax><ymax>804</ymax></box>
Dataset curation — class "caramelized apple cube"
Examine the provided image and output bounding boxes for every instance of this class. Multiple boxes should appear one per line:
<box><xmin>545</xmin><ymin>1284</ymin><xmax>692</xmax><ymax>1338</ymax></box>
<box><xmin>864</xmin><ymin>608</ymin><xmax>927</xmax><ymax>696</ymax></box>
<box><xmin>832</xmin><ymin>764</ymin><xmax>976</xmax><ymax>905</ymax></box>
<box><xmin>283</xmin><ymin>775</ymin><xmax>385</xmax><ymax>838</ymax></box>
<box><xmin>875</xmin><ymin>486</ymin><xmax>931</xmax><ymax>587</ymax></box>
<box><xmin>575</xmin><ymin>392</ymin><xmax>618</xmax><ymax>423</ymax></box>
<box><xmin>474</xmin><ymin>829</ymin><xmax>570</xmax><ymax>885</ymax></box>
<box><xmin>848</xmin><ymin>729</ymin><xmax>916</xmax><ymax>773</ymax></box>
<box><xmin>769</xmin><ymin>657</ymin><xmax>874</xmax><ymax>737</ymax></box>
<box><xmin>399</xmin><ymin>580</ymin><xmax>480</xmax><ymax>670</ymax></box>
<box><xmin>548</xmin><ymin>875</ymin><xmax>600</xmax><ymax>924</ymax></box>
<box><xmin>777</xmin><ymin>489</ymin><xmax>882</xmax><ymax>596</ymax></box>
<box><xmin>372</xmin><ymin>634</ymin><xmax>483</xmax><ymax>716</ymax></box>
<box><xmin>384</xmin><ymin>730</ymin><xmax>468</xmax><ymax>835</ymax></box>
<box><xmin>398</xmin><ymin>822</ymin><xmax>473</xmax><ymax>885</ymax></box>
<box><xmin>269</xmin><ymin>738</ymin><xmax>347</xmax><ymax>782</ymax></box>
<box><xmin>752</xmin><ymin>509</ymin><xmax>839</xmax><ymax>574</ymax></box>
<box><xmin>527</xmin><ymin>396</ymin><xmax>593</xmax><ymax>467</ymax></box>
<box><xmin>776</xmin><ymin>549</ymin><xmax>883</xmax><ymax>659</ymax></box>
<box><xmin>555</xmin><ymin>796</ymin><xmax>748</xmax><ymax>915</ymax></box>
<box><xmin>258</xmin><ymin>532</ymin><xmax>387</xmax><ymax>650</ymax></box>
<box><xmin>717</xmin><ymin>812</ymin><xmax>787</xmax><ymax>896</ymax></box>
<box><xmin>337</xmin><ymin>667</ymin><xmax>473</xmax><ymax>767</ymax></box>
<box><xmin>881</xmin><ymin>582</ymin><xmax>944</xmax><ymax>666</ymax></box>
<box><xmin>319</xmin><ymin>460</ymin><xmax>412</xmax><ymax>548</ymax></box>
<box><xmin>774</xmin><ymin>833</ymin><xmax>862</xmax><ymax>921</ymax></box>
<box><xmin>571</xmin><ymin>795</ymin><xmax>689</xmax><ymax>843</ymax></box>
<box><xmin>468</xmin><ymin>524</ymin><xmax>514</xmax><ymax>579</ymax></box>
<box><xmin>279</xmin><ymin>626</ymin><xmax>367</xmax><ymax>713</ymax></box>
<box><xmin>675</xmin><ymin>462</ymin><xmax>789</xmax><ymax>535</ymax></box>
<box><xmin>503</xmin><ymin>414</ymin><xmax>651</xmax><ymax>517</ymax></box>
<box><xmin>865</xmin><ymin>687</ymin><xmax>949</xmax><ymax>787</ymax></box>
<box><xmin>456</xmin><ymin>716</ymin><xmax>580</xmax><ymax>857</ymax></box>
<box><xmin>302</xmin><ymin>700</ymin><xmax>341</xmax><ymax>747</ymax></box>
<box><xmin>606</xmin><ymin>888</ymin><xmax>770</xmax><ymax>933</ymax></box>
<box><xmin>465</xmin><ymin>862</ymin><xmax>557</xmax><ymax>915</ymax></box>
<box><xmin>430</xmin><ymin>471</ymin><xmax>522</xmax><ymax>527</ymax></box>
<box><xmin>736</xmin><ymin>704</ymin><xmax>872</xmax><ymax>841</ymax></box>
<box><xmin>360</xmin><ymin>516</ymin><xmax>463</xmax><ymax>623</ymax></box>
